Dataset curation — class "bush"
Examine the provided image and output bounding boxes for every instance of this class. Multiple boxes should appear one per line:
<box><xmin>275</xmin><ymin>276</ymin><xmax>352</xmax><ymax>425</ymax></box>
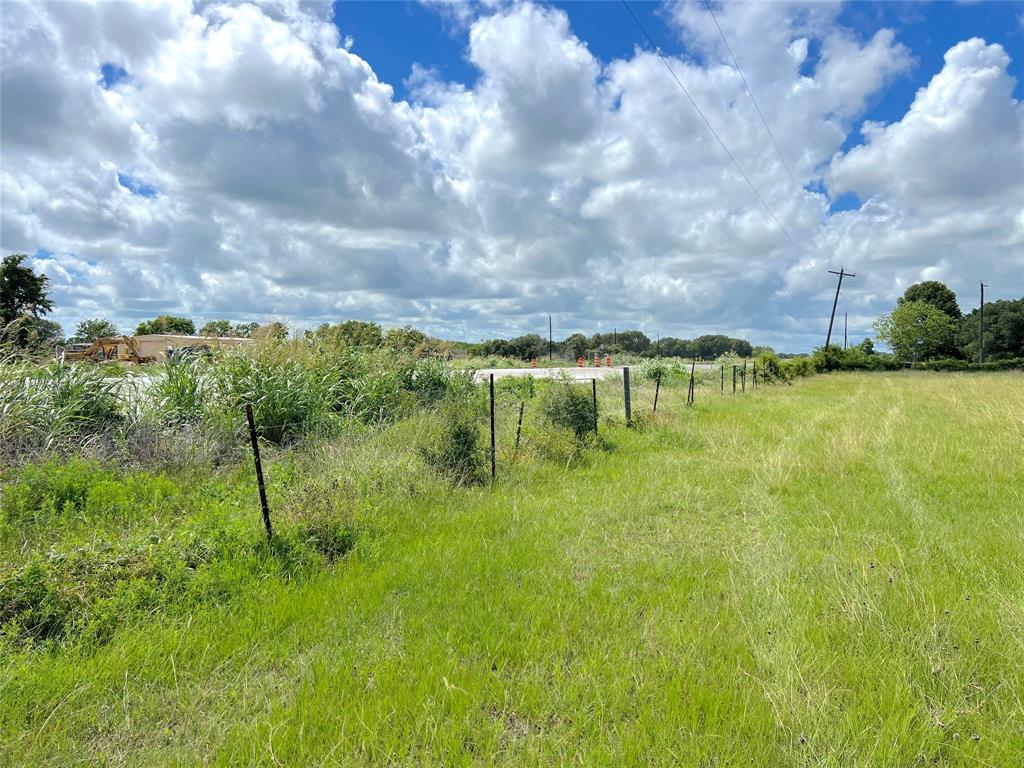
<box><xmin>421</xmin><ymin>405</ymin><xmax>486</xmax><ymax>486</ymax></box>
<box><xmin>542</xmin><ymin>383</ymin><xmax>596</xmax><ymax>439</ymax></box>
<box><xmin>914</xmin><ymin>357</ymin><xmax>1024</xmax><ymax>372</ymax></box>
<box><xmin>755</xmin><ymin>351</ymin><xmax>782</xmax><ymax>381</ymax></box>
<box><xmin>636</xmin><ymin>357</ymin><xmax>680</xmax><ymax>382</ymax></box>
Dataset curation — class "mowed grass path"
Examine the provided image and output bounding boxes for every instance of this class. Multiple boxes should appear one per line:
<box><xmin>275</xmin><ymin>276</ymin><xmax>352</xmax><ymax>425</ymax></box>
<box><xmin>2</xmin><ymin>373</ymin><xmax>1023</xmax><ymax>766</ymax></box>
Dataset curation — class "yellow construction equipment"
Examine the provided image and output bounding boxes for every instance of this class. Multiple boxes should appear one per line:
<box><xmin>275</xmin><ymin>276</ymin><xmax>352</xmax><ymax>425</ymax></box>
<box><xmin>62</xmin><ymin>336</ymin><xmax>156</xmax><ymax>365</ymax></box>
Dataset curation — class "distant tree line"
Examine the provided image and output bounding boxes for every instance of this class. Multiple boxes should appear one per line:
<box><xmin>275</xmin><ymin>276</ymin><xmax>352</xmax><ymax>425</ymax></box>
<box><xmin>471</xmin><ymin>330</ymin><xmax>753</xmax><ymax>360</ymax></box>
<box><xmin>5</xmin><ymin>252</ymin><xmax>1021</xmax><ymax>365</ymax></box>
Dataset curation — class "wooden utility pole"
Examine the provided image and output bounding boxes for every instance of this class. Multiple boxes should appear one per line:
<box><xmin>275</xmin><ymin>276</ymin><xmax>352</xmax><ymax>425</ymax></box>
<box><xmin>979</xmin><ymin>282</ymin><xmax>988</xmax><ymax>364</ymax></box>
<box><xmin>825</xmin><ymin>267</ymin><xmax>856</xmax><ymax>349</ymax></box>
<box><xmin>843</xmin><ymin>312</ymin><xmax>848</xmax><ymax>350</ymax></box>
<box><xmin>623</xmin><ymin>366</ymin><xmax>632</xmax><ymax>426</ymax></box>
<box><xmin>548</xmin><ymin>315</ymin><xmax>553</xmax><ymax>361</ymax></box>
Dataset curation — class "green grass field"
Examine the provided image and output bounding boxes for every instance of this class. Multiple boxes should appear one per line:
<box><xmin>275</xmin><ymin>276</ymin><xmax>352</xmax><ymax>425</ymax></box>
<box><xmin>2</xmin><ymin>372</ymin><xmax>1023</xmax><ymax>766</ymax></box>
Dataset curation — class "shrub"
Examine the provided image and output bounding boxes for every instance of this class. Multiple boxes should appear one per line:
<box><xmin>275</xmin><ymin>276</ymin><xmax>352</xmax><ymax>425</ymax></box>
<box><xmin>636</xmin><ymin>357</ymin><xmax>680</xmax><ymax>382</ymax></box>
<box><xmin>407</xmin><ymin>357</ymin><xmax>452</xmax><ymax>406</ymax></box>
<box><xmin>755</xmin><ymin>351</ymin><xmax>782</xmax><ymax>381</ymax></box>
<box><xmin>542</xmin><ymin>383</ymin><xmax>596</xmax><ymax>439</ymax></box>
<box><xmin>421</xmin><ymin>405</ymin><xmax>486</xmax><ymax>486</ymax></box>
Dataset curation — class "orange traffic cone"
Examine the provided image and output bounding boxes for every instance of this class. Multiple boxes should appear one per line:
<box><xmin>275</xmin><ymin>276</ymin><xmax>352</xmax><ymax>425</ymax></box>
<box><xmin>531</xmin><ymin>358</ymin><xmax>538</xmax><ymax>368</ymax></box>
<box><xmin>577</xmin><ymin>357</ymin><xmax>584</xmax><ymax>367</ymax></box>
<box><xmin>595</xmin><ymin>354</ymin><xmax>601</xmax><ymax>368</ymax></box>
<box><xmin>605</xmin><ymin>355</ymin><xmax>611</xmax><ymax>367</ymax></box>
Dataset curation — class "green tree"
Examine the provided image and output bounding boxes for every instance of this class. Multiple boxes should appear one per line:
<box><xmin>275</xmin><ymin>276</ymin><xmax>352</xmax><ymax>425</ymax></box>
<box><xmin>307</xmin><ymin>320</ymin><xmax>384</xmax><ymax>348</ymax></box>
<box><xmin>233</xmin><ymin>322</ymin><xmax>260</xmax><ymax>338</ymax></box>
<box><xmin>899</xmin><ymin>281</ymin><xmax>962</xmax><ymax>320</ymax></box>
<box><xmin>135</xmin><ymin>315</ymin><xmax>196</xmax><ymax>335</ymax></box>
<box><xmin>1</xmin><ymin>254</ymin><xmax>56</xmax><ymax>349</ymax></box>
<box><xmin>199</xmin><ymin>320</ymin><xmax>232</xmax><ymax>337</ymax></box>
<box><xmin>385</xmin><ymin>326</ymin><xmax>429</xmax><ymax>353</ymax></box>
<box><xmin>72</xmin><ymin>318</ymin><xmax>119</xmax><ymax>342</ymax></box>
<box><xmin>957</xmin><ymin>298</ymin><xmax>1024</xmax><ymax>361</ymax></box>
<box><xmin>563</xmin><ymin>333</ymin><xmax>588</xmax><ymax>359</ymax></box>
<box><xmin>874</xmin><ymin>300</ymin><xmax>956</xmax><ymax>361</ymax></box>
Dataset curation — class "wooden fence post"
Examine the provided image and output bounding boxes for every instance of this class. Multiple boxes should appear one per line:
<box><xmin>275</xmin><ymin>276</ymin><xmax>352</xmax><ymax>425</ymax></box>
<box><xmin>623</xmin><ymin>366</ymin><xmax>632</xmax><ymax>426</ymax></box>
<box><xmin>732</xmin><ymin>365</ymin><xmax>737</xmax><ymax>394</ymax></box>
<box><xmin>245</xmin><ymin>403</ymin><xmax>273</xmax><ymax>541</ymax></box>
<box><xmin>720</xmin><ymin>364</ymin><xmax>724</xmax><ymax>395</ymax></box>
<box><xmin>688</xmin><ymin>359</ymin><xmax>696</xmax><ymax>405</ymax></box>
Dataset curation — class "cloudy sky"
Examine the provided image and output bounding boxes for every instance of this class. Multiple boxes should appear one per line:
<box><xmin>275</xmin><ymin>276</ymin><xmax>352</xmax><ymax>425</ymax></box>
<box><xmin>2</xmin><ymin>0</ymin><xmax>1022</xmax><ymax>350</ymax></box>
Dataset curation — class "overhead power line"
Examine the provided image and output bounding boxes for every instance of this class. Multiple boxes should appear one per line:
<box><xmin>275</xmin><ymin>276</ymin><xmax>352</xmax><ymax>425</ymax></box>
<box><xmin>620</xmin><ymin>0</ymin><xmax>805</xmax><ymax>259</ymax></box>
<box><xmin>702</xmin><ymin>0</ymin><xmax>827</xmax><ymax>245</ymax></box>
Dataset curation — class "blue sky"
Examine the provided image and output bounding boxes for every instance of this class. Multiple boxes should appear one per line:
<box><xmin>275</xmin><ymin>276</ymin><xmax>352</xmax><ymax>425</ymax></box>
<box><xmin>334</xmin><ymin>1</ymin><xmax>1023</xmax><ymax>121</ymax></box>
<box><xmin>332</xmin><ymin>0</ymin><xmax>1023</xmax><ymax>222</ymax></box>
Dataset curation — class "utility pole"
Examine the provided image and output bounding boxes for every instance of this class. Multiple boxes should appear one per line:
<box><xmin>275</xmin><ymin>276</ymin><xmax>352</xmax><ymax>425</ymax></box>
<box><xmin>825</xmin><ymin>267</ymin><xmax>856</xmax><ymax>349</ymax></box>
<box><xmin>979</xmin><ymin>282</ymin><xmax>988</xmax><ymax>364</ymax></box>
<box><xmin>548</xmin><ymin>315</ymin><xmax>553</xmax><ymax>361</ymax></box>
<box><xmin>843</xmin><ymin>312</ymin><xmax>848</xmax><ymax>350</ymax></box>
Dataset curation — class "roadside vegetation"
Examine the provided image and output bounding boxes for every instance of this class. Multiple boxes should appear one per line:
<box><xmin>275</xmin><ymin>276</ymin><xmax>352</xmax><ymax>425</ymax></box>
<box><xmin>2</xmin><ymin>369</ymin><xmax>1022</xmax><ymax>766</ymax></box>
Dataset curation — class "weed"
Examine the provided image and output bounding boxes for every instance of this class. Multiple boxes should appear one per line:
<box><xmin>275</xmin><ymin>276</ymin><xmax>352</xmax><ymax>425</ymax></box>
<box><xmin>542</xmin><ymin>383</ymin><xmax>597</xmax><ymax>439</ymax></box>
<box><xmin>420</xmin><ymin>405</ymin><xmax>486</xmax><ymax>486</ymax></box>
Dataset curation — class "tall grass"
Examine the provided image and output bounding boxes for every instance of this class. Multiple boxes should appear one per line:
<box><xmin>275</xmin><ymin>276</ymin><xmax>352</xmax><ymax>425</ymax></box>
<box><xmin>0</xmin><ymin>360</ymin><xmax>121</xmax><ymax>460</ymax></box>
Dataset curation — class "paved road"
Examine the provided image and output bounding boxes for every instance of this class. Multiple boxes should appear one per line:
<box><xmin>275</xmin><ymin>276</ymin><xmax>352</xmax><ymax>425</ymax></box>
<box><xmin>472</xmin><ymin>366</ymin><xmax>625</xmax><ymax>382</ymax></box>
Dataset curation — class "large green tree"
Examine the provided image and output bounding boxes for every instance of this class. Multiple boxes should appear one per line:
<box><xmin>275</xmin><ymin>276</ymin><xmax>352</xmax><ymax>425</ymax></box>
<box><xmin>199</xmin><ymin>319</ymin><xmax>232</xmax><ymax>337</ymax></box>
<box><xmin>957</xmin><ymin>298</ymin><xmax>1024</xmax><ymax>361</ymax></box>
<box><xmin>874</xmin><ymin>300</ymin><xmax>957</xmax><ymax>361</ymax></box>
<box><xmin>307</xmin><ymin>320</ymin><xmax>384</xmax><ymax>348</ymax></box>
<box><xmin>72</xmin><ymin>318</ymin><xmax>119</xmax><ymax>342</ymax></box>
<box><xmin>135</xmin><ymin>315</ymin><xmax>196</xmax><ymax>335</ymax></box>
<box><xmin>898</xmin><ymin>281</ymin><xmax>962</xmax><ymax>320</ymax></box>
<box><xmin>1</xmin><ymin>254</ymin><xmax>57</xmax><ymax>350</ymax></box>
<box><xmin>562</xmin><ymin>333</ymin><xmax>588</xmax><ymax>359</ymax></box>
<box><xmin>1</xmin><ymin>254</ymin><xmax>54</xmax><ymax>325</ymax></box>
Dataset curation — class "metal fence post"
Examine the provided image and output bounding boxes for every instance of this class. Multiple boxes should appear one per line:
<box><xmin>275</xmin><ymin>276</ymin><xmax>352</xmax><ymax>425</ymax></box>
<box><xmin>245</xmin><ymin>403</ymin><xmax>273</xmax><ymax>541</ymax></box>
<box><xmin>489</xmin><ymin>373</ymin><xmax>496</xmax><ymax>482</ymax></box>
<box><xmin>592</xmin><ymin>378</ymin><xmax>599</xmax><ymax>433</ymax></box>
<box><xmin>514</xmin><ymin>400</ymin><xmax>524</xmax><ymax>454</ymax></box>
<box><xmin>623</xmin><ymin>366</ymin><xmax>632</xmax><ymax>426</ymax></box>
<box><xmin>653</xmin><ymin>371</ymin><xmax>662</xmax><ymax>413</ymax></box>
